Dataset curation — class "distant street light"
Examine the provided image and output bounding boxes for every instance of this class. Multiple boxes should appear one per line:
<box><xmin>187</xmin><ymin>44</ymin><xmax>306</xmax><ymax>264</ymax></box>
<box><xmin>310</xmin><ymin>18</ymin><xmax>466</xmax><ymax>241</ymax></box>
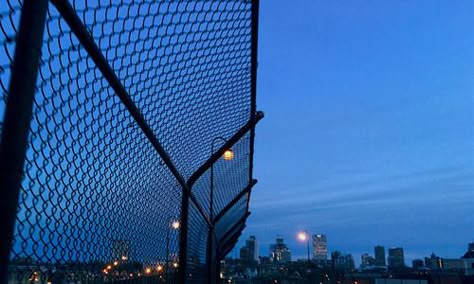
<box><xmin>297</xmin><ymin>230</ymin><xmax>311</xmax><ymax>264</ymax></box>
<box><xmin>172</xmin><ymin>220</ymin><xmax>180</xmax><ymax>230</ymax></box>
<box><xmin>166</xmin><ymin>218</ymin><xmax>180</xmax><ymax>283</ymax></box>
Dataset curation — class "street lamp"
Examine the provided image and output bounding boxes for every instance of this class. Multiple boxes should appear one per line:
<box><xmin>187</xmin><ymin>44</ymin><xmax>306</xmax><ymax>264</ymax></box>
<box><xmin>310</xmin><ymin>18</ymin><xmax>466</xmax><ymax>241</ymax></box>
<box><xmin>210</xmin><ymin>137</ymin><xmax>234</xmax><ymax>221</ymax></box>
<box><xmin>208</xmin><ymin>136</ymin><xmax>234</xmax><ymax>281</ymax></box>
<box><xmin>297</xmin><ymin>230</ymin><xmax>311</xmax><ymax>264</ymax></box>
<box><xmin>166</xmin><ymin>218</ymin><xmax>180</xmax><ymax>283</ymax></box>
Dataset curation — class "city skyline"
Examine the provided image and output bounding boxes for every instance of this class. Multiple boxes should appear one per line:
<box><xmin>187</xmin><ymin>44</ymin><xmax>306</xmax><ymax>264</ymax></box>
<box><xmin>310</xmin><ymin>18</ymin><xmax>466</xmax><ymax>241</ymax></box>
<box><xmin>243</xmin><ymin>0</ymin><xmax>474</xmax><ymax>265</ymax></box>
<box><xmin>231</xmin><ymin>233</ymin><xmax>474</xmax><ymax>267</ymax></box>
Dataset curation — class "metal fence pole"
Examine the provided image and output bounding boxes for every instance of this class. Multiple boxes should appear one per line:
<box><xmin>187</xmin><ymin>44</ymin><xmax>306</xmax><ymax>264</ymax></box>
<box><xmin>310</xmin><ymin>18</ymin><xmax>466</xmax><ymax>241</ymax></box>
<box><xmin>178</xmin><ymin>188</ymin><xmax>189</xmax><ymax>284</ymax></box>
<box><xmin>0</xmin><ymin>0</ymin><xmax>49</xmax><ymax>282</ymax></box>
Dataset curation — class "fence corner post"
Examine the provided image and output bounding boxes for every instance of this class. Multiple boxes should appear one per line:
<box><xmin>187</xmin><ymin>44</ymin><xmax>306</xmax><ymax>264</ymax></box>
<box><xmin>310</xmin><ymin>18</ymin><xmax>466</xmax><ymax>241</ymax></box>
<box><xmin>0</xmin><ymin>0</ymin><xmax>48</xmax><ymax>282</ymax></box>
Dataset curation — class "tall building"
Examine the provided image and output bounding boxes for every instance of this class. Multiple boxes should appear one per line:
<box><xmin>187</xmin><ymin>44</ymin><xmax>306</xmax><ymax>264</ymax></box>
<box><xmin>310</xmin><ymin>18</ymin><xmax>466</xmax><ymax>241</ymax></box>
<box><xmin>269</xmin><ymin>237</ymin><xmax>291</xmax><ymax>263</ymax></box>
<box><xmin>425</xmin><ymin>253</ymin><xmax>442</xmax><ymax>270</ymax></box>
<box><xmin>312</xmin><ymin>234</ymin><xmax>328</xmax><ymax>260</ymax></box>
<box><xmin>246</xmin><ymin>236</ymin><xmax>259</xmax><ymax>261</ymax></box>
<box><xmin>331</xmin><ymin>251</ymin><xmax>355</xmax><ymax>272</ymax></box>
<box><xmin>361</xmin><ymin>253</ymin><xmax>375</xmax><ymax>267</ymax></box>
<box><xmin>240</xmin><ymin>246</ymin><xmax>250</xmax><ymax>260</ymax></box>
<box><xmin>388</xmin><ymin>247</ymin><xmax>405</xmax><ymax>268</ymax></box>
<box><xmin>463</xmin><ymin>242</ymin><xmax>474</xmax><ymax>259</ymax></box>
<box><xmin>374</xmin><ymin>245</ymin><xmax>386</xmax><ymax>266</ymax></box>
<box><xmin>412</xmin><ymin>259</ymin><xmax>424</xmax><ymax>269</ymax></box>
<box><xmin>240</xmin><ymin>236</ymin><xmax>259</xmax><ymax>262</ymax></box>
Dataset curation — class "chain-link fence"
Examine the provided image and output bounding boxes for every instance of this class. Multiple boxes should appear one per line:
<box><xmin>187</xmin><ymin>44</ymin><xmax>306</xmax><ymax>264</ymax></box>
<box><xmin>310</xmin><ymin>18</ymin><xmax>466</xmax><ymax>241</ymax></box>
<box><xmin>0</xmin><ymin>0</ymin><xmax>261</xmax><ymax>283</ymax></box>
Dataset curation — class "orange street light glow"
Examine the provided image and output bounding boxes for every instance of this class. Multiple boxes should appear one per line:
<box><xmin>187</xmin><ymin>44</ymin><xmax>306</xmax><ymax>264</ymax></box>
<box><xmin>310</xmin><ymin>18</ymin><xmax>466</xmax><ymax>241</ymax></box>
<box><xmin>223</xmin><ymin>149</ymin><xmax>234</xmax><ymax>160</ymax></box>
<box><xmin>113</xmin><ymin>261</ymin><xmax>118</xmax><ymax>266</ymax></box>
<box><xmin>145</xmin><ymin>268</ymin><xmax>151</xmax><ymax>274</ymax></box>
<box><xmin>157</xmin><ymin>265</ymin><xmax>163</xmax><ymax>271</ymax></box>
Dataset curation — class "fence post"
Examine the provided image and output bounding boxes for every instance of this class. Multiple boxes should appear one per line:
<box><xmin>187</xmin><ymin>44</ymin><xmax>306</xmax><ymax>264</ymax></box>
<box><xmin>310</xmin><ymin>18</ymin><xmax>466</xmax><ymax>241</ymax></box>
<box><xmin>178</xmin><ymin>188</ymin><xmax>189</xmax><ymax>284</ymax></box>
<box><xmin>0</xmin><ymin>0</ymin><xmax>49</xmax><ymax>282</ymax></box>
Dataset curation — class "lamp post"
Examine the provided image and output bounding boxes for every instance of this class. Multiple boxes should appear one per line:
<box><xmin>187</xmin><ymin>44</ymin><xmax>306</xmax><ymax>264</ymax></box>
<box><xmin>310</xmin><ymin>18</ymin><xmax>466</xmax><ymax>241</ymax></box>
<box><xmin>298</xmin><ymin>230</ymin><xmax>310</xmax><ymax>264</ymax></box>
<box><xmin>166</xmin><ymin>218</ymin><xmax>180</xmax><ymax>283</ymax></box>
<box><xmin>208</xmin><ymin>137</ymin><xmax>234</xmax><ymax>283</ymax></box>
<box><xmin>209</xmin><ymin>137</ymin><xmax>234</xmax><ymax>221</ymax></box>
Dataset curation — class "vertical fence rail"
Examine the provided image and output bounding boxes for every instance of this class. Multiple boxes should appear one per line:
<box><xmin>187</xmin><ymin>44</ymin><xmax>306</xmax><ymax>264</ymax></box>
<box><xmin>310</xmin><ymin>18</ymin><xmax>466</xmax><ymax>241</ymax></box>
<box><xmin>0</xmin><ymin>1</ymin><xmax>48</xmax><ymax>282</ymax></box>
<box><xmin>0</xmin><ymin>0</ymin><xmax>260</xmax><ymax>283</ymax></box>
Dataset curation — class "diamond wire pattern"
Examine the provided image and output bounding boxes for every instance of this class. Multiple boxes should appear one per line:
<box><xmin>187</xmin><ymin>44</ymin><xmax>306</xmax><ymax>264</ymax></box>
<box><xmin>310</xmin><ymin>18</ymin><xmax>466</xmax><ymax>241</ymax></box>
<box><xmin>1</xmin><ymin>1</ymin><xmax>257</xmax><ymax>283</ymax></box>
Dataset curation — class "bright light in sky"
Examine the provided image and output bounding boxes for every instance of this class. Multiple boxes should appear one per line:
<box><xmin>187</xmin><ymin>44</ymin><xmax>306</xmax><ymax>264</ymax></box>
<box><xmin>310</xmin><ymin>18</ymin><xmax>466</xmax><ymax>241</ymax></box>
<box><xmin>297</xmin><ymin>232</ymin><xmax>307</xmax><ymax>242</ymax></box>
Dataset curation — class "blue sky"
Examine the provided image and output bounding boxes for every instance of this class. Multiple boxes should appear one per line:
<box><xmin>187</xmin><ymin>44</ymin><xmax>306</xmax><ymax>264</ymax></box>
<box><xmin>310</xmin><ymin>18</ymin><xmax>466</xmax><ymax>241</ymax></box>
<box><xmin>239</xmin><ymin>0</ymin><xmax>474</xmax><ymax>264</ymax></box>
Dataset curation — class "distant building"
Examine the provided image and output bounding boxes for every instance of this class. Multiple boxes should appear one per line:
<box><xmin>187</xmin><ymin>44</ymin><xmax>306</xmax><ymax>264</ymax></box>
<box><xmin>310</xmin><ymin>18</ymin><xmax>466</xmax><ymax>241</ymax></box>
<box><xmin>425</xmin><ymin>253</ymin><xmax>442</xmax><ymax>270</ymax></box>
<box><xmin>269</xmin><ymin>237</ymin><xmax>291</xmax><ymax>263</ymax></box>
<box><xmin>246</xmin><ymin>236</ymin><xmax>259</xmax><ymax>261</ymax></box>
<box><xmin>240</xmin><ymin>236</ymin><xmax>259</xmax><ymax>262</ymax></box>
<box><xmin>442</xmin><ymin>258</ymin><xmax>465</xmax><ymax>272</ymax></box>
<box><xmin>111</xmin><ymin>240</ymin><xmax>130</xmax><ymax>262</ymax></box>
<box><xmin>412</xmin><ymin>259</ymin><xmax>424</xmax><ymax>269</ymax></box>
<box><xmin>361</xmin><ymin>253</ymin><xmax>376</xmax><ymax>267</ymax></box>
<box><xmin>388</xmin><ymin>247</ymin><xmax>404</xmax><ymax>269</ymax></box>
<box><xmin>374</xmin><ymin>246</ymin><xmax>386</xmax><ymax>266</ymax></box>
<box><xmin>312</xmin><ymin>234</ymin><xmax>328</xmax><ymax>260</ymax></box>
<box><xmin>462</xmin><ymin>243</ymin><xmax>474</xmax><ymax>276</ymax></box>
<box><xmin>331</xmin><ymin>251</ymin><xmax>355</xmax><ymax>272</ymax></box>
<box><xmin>469</xmin><ymin>242</ymin><xmax>474</xmax><ymax>252</ymax></box>
<box><xmin>463</xmin><ymin>242</ymin><xmax>474</xmax><ymax>259</ymax></box>
<box><xmin>240</xmin><ymin>246</ymin><xmax>250</xmax><ymax>260</ymax></box>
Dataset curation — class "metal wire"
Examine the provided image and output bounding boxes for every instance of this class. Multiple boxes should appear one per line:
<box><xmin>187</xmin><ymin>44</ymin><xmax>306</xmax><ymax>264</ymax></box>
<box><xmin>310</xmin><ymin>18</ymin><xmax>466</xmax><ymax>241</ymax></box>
<box><xmin>1</xmin><ymin>0</ymin><xmax>258</xmax><ymax>283</ymax></box>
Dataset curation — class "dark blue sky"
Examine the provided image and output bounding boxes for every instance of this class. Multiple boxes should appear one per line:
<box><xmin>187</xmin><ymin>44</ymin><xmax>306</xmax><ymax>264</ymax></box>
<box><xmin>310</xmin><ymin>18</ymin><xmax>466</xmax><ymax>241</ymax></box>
<box><xmin>241</xmin><ymin>0</ymin><xmax>474</xmax><ymax>264</ymax></box>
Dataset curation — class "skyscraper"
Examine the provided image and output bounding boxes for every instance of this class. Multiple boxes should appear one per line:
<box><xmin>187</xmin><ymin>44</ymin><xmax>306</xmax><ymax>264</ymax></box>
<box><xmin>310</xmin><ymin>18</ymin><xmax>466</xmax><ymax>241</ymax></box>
<box><xmin>331</xmin><ymin>251</ymin><xmax>355</xmax><ymax>271</ymax></box>
<box><xmin>374</xmin><ymin>245</ymin><xmax>386</xmax><ymax>266</ymax></box>
<box><xmin>269</xmin><ymin>237</ymin><xmax>291</xmax><ymax>263</ymax></box>
<box><xmin>312</xmin><ymin>234</ymin><xmax>328</xmax><ymax>260</ymax></box>
<box><xmin>240</xmin><ymin>236</ymin><xmax>259</xmax><ymax>262</ymax></box>
<box><xmin>246</xmin><ymin>236</ymin><xmax>259</xmax><ymax>261</ymax></box>
<box><xmin>361</xmin><ymin>253</ymin><xmax>375</xmax><ymax>267</ymax></box>
<box><xmin>388</xmin><ymin>247</ymin><xmax>405</xmax><ymax>268</ymax></box>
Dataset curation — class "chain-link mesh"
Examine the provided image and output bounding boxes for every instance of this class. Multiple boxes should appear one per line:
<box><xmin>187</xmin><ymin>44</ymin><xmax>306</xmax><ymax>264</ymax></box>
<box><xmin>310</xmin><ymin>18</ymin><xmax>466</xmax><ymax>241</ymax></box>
<box><xmin>1</xmin><ymin>0</ymin><xmax>258</xmax><ymax>283</ymax></box>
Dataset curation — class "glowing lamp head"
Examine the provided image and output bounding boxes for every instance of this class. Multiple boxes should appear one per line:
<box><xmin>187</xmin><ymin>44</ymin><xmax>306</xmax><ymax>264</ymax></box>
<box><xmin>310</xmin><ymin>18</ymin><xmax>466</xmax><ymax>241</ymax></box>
<box><xmin>223</xmin><ymin>149</ymin><xmax>234</xmax><ymax>161</ymax></box>
<box><xmin>172</xmin><ymin>221</ymin><xmax>180</xmax><ymax>229</ymax></box>
<box><xmin>145</xmin><ymin>268</ymin><xmax>151</xmax><ymax>274</ymax></box>
<box><xmin>157</xmin><ymin>265</ymin><xmax>163</xmax><ymax>272</ymax></box>
<box><xmin>297</xmin><ymin>232</ymin><xmax>307</xmax><ymax>241</ymax></box>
